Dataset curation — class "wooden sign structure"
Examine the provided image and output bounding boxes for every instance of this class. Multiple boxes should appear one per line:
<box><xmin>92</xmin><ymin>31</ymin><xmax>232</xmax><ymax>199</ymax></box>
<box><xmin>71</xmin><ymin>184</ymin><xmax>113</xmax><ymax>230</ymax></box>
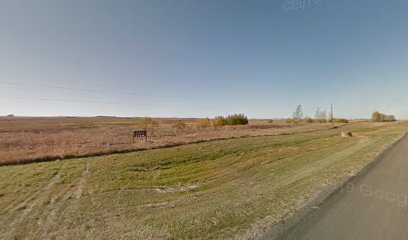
<box><xmin>133</xmin><ymin>130</ymin><xmax>147</xmax><ymax>143</ymax></box>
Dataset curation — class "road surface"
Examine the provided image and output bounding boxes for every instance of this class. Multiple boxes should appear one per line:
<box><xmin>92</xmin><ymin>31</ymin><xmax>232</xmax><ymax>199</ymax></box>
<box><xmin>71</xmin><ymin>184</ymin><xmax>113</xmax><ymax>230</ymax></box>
<box><xmin>281</xmin><ymin>136</ymin><xmax>408</xmax><ymax>240</ymax></box>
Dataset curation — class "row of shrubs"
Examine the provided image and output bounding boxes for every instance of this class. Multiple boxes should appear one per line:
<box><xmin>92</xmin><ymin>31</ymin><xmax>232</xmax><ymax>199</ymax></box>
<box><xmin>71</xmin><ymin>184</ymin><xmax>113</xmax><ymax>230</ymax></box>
<box><xmin>199</xmin><ymin>114</ymin><xmax>249</xmax><ymax>128</ymax></box>
<box><xmin>139</xmin><ymin>114</ymin><xmax>249</xmax><ymax>133</ymax></box>
<box><xmin>372</xmin><ymin>112</ymin><xmax>396</xmax><ymax>122</ymax></box>
<box><xmin>286</xmin><ymin>118</ymin><xmax>349</xmax><ymax>124</ymax></box>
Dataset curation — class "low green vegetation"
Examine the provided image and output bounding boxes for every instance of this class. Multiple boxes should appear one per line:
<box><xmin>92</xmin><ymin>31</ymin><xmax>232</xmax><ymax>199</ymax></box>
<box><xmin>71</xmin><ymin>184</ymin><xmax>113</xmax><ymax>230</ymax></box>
<box><xmin>213</xmin><ymin>114</ymin><xmax>249</xmax><ymax>127</ymax></box>
<box><xmin>0</xmin><ymin>122</ymin><xmax>406</xmax><ymax>239</ymax></box>
<box><xmin>225</xmin><ymin>113</ymin><xmax>249</xmax><ymax>125</ymax></box>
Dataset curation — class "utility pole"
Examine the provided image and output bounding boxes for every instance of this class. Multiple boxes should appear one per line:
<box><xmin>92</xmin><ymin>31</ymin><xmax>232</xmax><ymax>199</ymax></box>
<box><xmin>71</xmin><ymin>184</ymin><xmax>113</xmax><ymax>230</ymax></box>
<box><xmin>330</xmin><ymin>104</ymin><xmax>334</xmax><ymax>128</ymax></box>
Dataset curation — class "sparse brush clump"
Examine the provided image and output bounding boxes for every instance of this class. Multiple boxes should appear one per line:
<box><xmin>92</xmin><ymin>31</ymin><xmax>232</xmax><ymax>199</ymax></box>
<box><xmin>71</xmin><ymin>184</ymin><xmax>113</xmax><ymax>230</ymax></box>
<box><xmin>267</xmin><ymin>119</ymin><xmax>274</xmax><ymax>124</ymax></box>
<box><xmin>197</xmin><ymin>118</ymin><xmax>213</xmax><ymax>128</ymax></box>
<box><xmin>329</xmin><ymin>118</ymin><xmax>349</xmax><ymax>124</ymax></box>
<box><xmin>174</xmin><ymin>120</ymin><xmax>187</xmax><ymax>133</ymax></box>
<box><xmin>304</xmin><ymin>117</ymin><xmax>314</xmax><ymax>123</ymax></box>
<box><xmin>286</xmin><ymin>118</ymin><xmax>300</xmax><ymax>124</ymax></box>
<box><xmin>314</xmin><ymin>108</ymin><xmax>327</xmax><ymax>123</ymax></box>
<box><xmin>372</xmin><ymin>112</ymin><xmax>396</xmax><ymax>122</ymax></box>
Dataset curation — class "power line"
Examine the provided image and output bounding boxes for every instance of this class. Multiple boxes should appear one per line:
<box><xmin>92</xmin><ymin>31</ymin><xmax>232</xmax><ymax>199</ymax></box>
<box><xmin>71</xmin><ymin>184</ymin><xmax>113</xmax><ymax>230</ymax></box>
<box><xmin>0</xmin><ymin>95</ymin><xmax>210</xmax><ymax>107</ymax></box>
<box><xmin>0</xmin><ymin>81</ymin><xmax>212</xmax><ymax>102</ymax></box>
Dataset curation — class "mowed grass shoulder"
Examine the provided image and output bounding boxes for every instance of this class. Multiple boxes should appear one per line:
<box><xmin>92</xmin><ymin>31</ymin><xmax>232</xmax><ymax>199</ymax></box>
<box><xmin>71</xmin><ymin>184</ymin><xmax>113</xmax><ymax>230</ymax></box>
<box><xmin>0</xmin><ymin>122</ymin><xmax>406</xmax><ymax>239</ymax></box>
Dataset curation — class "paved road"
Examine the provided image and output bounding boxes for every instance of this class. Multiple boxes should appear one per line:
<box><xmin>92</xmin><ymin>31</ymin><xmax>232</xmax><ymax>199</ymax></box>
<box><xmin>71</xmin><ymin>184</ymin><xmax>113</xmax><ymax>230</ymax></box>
<box><xmin>281</xmin><ymin>136</ymin><xmax>408</xmax><ymax>240</ymax></box>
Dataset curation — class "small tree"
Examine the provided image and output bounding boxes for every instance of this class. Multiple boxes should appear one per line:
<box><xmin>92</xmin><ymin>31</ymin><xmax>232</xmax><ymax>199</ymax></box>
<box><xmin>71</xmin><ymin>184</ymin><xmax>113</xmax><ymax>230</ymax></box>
<box><xmin>293</xmin><ymin>105</ymin><xmax>304</xmax><ymax>120</ymax></box>
<box><xmin>138</xmin><ymin>117</ymin><xmax>159</xmax><ymax>135</ymax></box>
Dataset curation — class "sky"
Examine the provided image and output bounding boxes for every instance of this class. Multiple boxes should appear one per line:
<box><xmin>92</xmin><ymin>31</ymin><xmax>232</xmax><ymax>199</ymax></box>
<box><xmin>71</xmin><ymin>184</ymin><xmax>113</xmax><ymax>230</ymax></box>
<box><xmin>1</xmin><ymin>0</ymin><xmax>408</xmax><ymax>119</ymax></box>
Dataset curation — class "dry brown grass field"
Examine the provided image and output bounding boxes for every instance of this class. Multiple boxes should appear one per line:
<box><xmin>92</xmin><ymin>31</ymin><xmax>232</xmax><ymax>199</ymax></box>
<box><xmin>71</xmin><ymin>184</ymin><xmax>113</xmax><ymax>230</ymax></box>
<box><xmin>0</xmin><ymin>117</ymin><xmax>339</xmax><ymax>165</ymax></box>
<box><xmin>0</xmin><ymin>119</ymin><xmax>407</xmax><ymax>239</ymax></box>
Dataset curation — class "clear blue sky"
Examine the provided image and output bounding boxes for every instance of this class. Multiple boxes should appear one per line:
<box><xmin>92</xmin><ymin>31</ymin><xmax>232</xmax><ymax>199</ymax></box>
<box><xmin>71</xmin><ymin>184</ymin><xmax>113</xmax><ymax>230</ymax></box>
<box><xmin>1</xmin><ymin>0</ymin><xmax>408</xmax><ymax>119</ymax></box>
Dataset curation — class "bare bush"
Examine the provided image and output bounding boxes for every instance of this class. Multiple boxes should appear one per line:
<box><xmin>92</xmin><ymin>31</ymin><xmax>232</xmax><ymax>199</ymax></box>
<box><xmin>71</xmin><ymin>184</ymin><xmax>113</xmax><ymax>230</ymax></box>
<box><xmin>315</xmin><ymin>108</ymin><xmax>327</xmax><ymax>123</ymax></box>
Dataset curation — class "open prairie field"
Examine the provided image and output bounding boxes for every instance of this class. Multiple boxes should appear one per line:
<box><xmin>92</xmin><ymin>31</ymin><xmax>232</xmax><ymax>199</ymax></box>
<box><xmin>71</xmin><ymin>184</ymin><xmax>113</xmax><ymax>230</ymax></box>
<box><xmin>0</xmin><ymin>117</ymin><xmax>337</xmax><ymax>165</ymax></box>
<box><xmin>0</xmin><ymin>121</ymin><xmax>406</xmax><ymax>239</ymax></box>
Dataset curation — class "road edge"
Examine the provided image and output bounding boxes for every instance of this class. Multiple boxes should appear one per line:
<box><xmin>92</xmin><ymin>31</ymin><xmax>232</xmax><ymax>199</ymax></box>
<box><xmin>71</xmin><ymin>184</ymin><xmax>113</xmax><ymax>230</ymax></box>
<box><xmin>256</xmin><ymin>131</ymin><xmax>408</xmax><ymax>240</ymax></box>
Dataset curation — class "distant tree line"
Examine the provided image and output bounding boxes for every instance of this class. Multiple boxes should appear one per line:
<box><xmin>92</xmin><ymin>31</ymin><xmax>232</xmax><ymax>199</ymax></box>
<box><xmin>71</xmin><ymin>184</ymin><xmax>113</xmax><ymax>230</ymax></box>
<box><xmin>196</xmin><ymin>114</ymin><xmax>249</xmax><ymax>129</ymax></box>
<box><xmin>372</xmin><ymin>112</ymin><xmax>396</xmax><ymax>122</ymax></box>
<box><xmin>137</xmin><ymin>114</ymin><xmax>249</xmax><ymax>136</ymax></box>
<box><xmin>286</xmin><ymin>105</ymin><xmax>348</xmax><ymax>124</ymax></box>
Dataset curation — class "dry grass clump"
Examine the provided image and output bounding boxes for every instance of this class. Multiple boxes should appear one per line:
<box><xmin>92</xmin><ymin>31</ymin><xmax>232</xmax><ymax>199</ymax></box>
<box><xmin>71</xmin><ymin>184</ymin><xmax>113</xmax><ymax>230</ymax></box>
<box><xmin>197</xmin><ymin>118</ymin><xmax>212</xmax><ymax>128</ymax></box>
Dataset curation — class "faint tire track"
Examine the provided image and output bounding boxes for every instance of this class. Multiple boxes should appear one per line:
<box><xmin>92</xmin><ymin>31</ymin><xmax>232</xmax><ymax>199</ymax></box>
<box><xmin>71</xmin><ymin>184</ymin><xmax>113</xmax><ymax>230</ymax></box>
<box><xmin>33</xmin><ymin>159</ymin><xmax>90</xmax><ymax>239</ymax></box>
<box><xmin>1</xmin><ymin>162</ymin><xmax>68</xmax><ymax>239</ymax></box>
